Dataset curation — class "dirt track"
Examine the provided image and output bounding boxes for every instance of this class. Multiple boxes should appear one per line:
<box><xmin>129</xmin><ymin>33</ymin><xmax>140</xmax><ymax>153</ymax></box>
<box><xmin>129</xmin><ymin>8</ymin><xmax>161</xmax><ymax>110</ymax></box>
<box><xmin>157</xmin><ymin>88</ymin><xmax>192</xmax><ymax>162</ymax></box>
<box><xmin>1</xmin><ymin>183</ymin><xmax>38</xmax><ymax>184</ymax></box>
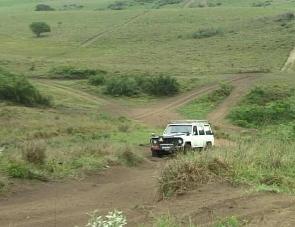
<box><xmin>1</xmin><ymin>74</ymin><xmax>295</xmax><ymax>226</ymax></box>
<box><xmin>1</xmin><ymin>158</ymin><xmax>295</xmax><ymax>227</ymax></box>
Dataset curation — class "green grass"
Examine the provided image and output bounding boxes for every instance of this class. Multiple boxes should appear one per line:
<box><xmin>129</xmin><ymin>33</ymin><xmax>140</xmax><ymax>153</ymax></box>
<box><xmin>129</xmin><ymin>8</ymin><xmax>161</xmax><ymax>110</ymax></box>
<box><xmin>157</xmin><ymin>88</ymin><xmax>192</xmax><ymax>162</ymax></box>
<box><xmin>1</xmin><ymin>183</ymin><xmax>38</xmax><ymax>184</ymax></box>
<box><xmin>159</xmin><ymin>138</ymin><xmax>295</xmax><ymax>198</ymax></box>
<box><xmin>1</xmin><ymin>1</ymin><xmax>295</xmax><ymax>79</ymax></box>
<box><xmin>0</xmin><ymin>78</ymin><xmax>154</xmax><ymax>186</ymax></box>
<box><xmin>229</xmin><ymin>85</ymin><xmax>295</xmax><ymax>128</ymax></box>
<box><xmin>179</xmin><ymin>83</ymin><xmax>233</xmax><ymax>119</ymax></box>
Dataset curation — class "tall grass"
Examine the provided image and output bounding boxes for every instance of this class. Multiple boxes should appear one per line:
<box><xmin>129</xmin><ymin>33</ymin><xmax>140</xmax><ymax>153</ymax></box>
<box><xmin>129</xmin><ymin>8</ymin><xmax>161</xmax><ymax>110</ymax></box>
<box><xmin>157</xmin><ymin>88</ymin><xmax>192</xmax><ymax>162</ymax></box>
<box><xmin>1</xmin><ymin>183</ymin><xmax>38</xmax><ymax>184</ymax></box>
<box><xmin>159</xmin><ymin>139</ymin><xmax>295</xmax><ymax>197</ymax></box>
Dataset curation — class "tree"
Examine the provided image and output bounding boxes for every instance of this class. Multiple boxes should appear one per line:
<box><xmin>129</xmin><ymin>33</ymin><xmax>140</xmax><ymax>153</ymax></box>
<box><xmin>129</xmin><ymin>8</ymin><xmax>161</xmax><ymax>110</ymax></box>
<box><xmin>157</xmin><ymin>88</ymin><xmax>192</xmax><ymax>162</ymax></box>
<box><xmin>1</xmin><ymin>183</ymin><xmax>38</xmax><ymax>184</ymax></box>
<box><xmin>30</xmin><ymin>22</ymin><xmax>51</xmax><ymax>37</ymax></box>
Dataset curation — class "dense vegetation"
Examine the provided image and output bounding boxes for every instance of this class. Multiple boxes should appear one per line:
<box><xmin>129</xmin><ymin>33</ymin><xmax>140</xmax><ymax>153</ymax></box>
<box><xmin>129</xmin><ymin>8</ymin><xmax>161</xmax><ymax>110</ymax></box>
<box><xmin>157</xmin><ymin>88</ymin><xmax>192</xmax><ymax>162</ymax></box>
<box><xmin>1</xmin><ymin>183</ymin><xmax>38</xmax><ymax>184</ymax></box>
<box><xmin>103</xmin><ymin>75</ymin><xmax>180</xmax><ymax>97</ymax></box>
<box><xmin>49</xmin><ymin>66</ymin><xmax>101</xmax><ymax>79</ymax></box>
<box><xmin>159</xmin><ymin>139</ymin><xmax>295</xmax><ymax>198</ymax></box>
<box><xmin>0</xmin><ymin>69</ymin><xmax>50</xmax><ymax>106</ymax></box>
<box><xmin>229</xmin><ymin>85</ymin><xmax>295</xmax><ymax>128</ymax></box>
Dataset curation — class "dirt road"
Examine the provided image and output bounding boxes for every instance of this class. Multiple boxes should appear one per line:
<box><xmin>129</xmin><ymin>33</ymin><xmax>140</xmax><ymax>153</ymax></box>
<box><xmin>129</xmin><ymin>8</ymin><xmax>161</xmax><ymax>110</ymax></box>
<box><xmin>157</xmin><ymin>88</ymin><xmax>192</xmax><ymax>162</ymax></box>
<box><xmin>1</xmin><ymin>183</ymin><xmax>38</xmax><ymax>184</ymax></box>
<box><xmin>1</xmin><ymin>74</ymin><xmax>295</xmax><ymax>227</ymax></box>
<box><xmin>1</xmin><ymin>158</ymin><xmax>295</xmax><ymax>227</ymax></box>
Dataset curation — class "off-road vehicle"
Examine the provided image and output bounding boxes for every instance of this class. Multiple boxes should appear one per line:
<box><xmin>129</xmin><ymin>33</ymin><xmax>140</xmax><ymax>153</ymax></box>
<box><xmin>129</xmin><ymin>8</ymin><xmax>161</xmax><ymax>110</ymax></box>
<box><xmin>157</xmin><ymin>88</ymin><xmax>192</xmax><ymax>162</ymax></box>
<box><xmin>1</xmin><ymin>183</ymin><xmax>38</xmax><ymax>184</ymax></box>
<box><xmin>150</xmin><ymin>120</ymin><xmax>214</xmax><ymax>157</ymax></box>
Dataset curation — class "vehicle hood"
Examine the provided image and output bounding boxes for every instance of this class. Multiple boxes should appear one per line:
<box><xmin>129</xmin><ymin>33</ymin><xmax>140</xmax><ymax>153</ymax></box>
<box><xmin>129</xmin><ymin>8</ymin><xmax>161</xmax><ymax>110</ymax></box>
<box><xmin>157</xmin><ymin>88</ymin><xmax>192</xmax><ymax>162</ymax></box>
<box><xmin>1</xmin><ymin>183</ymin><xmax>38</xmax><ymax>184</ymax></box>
<box><xmin>162</xmin><ymin>133</ymin><xmax>188</xmax><ymax>138</ymax></box>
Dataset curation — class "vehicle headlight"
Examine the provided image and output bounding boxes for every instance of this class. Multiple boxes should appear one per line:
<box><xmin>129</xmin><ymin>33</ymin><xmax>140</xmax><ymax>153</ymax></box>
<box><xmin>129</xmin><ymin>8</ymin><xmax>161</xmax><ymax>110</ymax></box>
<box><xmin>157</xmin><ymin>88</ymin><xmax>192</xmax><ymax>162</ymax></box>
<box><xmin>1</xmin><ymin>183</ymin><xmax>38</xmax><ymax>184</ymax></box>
<box><xmin>178</xmin><ymin>139</ymin><xmax>183</xmax><ymax>145</ymax></box>
<box><xmin>152</xmin><ymin>139</ymin><xmax>158</xmax><ymax>145</ymax></box>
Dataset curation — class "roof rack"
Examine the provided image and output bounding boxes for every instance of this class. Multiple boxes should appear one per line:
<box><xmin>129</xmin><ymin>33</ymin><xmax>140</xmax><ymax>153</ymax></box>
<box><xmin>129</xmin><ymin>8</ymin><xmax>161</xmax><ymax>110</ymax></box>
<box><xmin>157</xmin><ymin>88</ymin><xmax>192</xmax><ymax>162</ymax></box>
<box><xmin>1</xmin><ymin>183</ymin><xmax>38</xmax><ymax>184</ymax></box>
<box><xmin>170</xmin><ymin>120</ymin><xmax>209</xmax><ymax>124</ymax></box>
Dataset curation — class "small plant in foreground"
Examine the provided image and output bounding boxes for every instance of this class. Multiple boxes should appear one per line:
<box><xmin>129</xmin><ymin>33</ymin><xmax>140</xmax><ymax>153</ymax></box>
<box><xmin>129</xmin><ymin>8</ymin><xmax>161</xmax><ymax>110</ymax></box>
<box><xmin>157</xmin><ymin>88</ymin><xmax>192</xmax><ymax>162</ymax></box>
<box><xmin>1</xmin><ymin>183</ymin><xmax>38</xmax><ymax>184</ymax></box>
<box><xmin>85</xmin><ymin>210</ymin><xmax>127</xmax><ymax>227</ymax></box>
<box><xmin>22</xmin><ymin>140</ymin><xmax>46</xmax><ymax>165</ymax></box>
<box><xmin>214</xmin><ymin>216</ymin><xmax>240</xmax><ymax>227</ymax></box>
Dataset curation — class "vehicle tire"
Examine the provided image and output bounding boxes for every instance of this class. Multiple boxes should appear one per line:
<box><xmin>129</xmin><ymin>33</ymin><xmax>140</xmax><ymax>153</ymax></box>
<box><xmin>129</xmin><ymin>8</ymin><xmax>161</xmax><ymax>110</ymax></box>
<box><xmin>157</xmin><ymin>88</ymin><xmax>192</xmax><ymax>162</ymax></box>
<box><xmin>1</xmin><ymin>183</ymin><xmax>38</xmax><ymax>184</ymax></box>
<box><xmin>152</xmin><ymin>150</ymin><xmax>159</xmax><ymax>157</ymax></box>
<box><xmin>205</xmin><ymin>142</ymin><xmax>212</xmax><ymax>150</ymax></box>
<box><xmin>184</xmin><ymin>143</ymin><xmax>191</xmax><ymax>153</ymax></box>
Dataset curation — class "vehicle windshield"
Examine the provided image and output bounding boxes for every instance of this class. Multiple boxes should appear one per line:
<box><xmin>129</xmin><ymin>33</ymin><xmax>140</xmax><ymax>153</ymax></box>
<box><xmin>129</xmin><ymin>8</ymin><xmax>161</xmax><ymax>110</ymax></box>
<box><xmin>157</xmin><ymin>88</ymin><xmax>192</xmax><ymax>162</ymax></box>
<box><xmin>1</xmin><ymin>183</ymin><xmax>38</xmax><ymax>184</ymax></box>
<box><xmin>164</xmin><ymin>125</ymin><xmax>192</xmax><ymax>134</ymax></box>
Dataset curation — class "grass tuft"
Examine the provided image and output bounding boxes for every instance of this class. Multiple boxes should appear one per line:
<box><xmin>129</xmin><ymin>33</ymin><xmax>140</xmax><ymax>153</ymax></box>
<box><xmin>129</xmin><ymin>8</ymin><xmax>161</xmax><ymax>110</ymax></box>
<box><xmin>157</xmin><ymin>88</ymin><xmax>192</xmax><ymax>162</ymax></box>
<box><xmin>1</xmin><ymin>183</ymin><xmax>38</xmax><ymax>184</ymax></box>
<box><xmin>22</xmin><ymin>140</ymin><xmax>46</xmax><ymax>165</ymax></box>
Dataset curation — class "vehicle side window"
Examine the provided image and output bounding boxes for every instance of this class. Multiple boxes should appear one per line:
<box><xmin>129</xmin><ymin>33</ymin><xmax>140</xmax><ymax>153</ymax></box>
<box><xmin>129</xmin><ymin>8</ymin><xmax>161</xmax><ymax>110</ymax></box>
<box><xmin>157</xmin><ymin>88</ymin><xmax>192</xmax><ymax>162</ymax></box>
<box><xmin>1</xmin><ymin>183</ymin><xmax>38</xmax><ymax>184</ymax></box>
<box><xmin>193</xmin><ymin>126</ymin><xmax>198</xmax><ymax>135</ymax></box>
<box><xmin>205</xmin><ymin>125</ymin><xmax>212</xmax><ymax>135</ymax></box>
<box><xmin>199</xmin><ymin>126</ymin><xmax>205</xmax><ymax>135</ymax></box>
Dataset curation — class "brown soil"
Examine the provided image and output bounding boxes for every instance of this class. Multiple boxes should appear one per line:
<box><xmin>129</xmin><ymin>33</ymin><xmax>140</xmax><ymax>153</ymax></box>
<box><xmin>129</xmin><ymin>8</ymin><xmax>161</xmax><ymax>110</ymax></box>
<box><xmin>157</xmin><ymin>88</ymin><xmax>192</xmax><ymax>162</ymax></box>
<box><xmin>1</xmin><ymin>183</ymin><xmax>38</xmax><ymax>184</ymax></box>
<box><xmin>1</xmin><ymin>159</ymin><xmax>295</xmax><ymax>227</ymax></box>
<box><xmin>1</xmin><ymin>74</ymin><xmax>294</xmax><ymax>227</ymax></box>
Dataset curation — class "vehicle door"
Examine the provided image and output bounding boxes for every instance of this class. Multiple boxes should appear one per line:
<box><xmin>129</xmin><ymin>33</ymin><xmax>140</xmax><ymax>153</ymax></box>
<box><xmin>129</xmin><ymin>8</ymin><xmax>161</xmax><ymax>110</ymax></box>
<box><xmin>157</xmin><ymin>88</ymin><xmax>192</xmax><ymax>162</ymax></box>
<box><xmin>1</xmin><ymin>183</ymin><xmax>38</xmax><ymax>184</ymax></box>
<box><xmin>197</xmin><ymin>125</ymin><xmax>207</xmax><ymax>147</ymax></box>
<box><xmin>191</xmin><ymin>126</ymin><xmax>203</xmax><ymax>147</ymax></box>
<box><xmin>204</xmin><ymin>124</ymin><xmax>214</xmax><ymax>144</ymax></box>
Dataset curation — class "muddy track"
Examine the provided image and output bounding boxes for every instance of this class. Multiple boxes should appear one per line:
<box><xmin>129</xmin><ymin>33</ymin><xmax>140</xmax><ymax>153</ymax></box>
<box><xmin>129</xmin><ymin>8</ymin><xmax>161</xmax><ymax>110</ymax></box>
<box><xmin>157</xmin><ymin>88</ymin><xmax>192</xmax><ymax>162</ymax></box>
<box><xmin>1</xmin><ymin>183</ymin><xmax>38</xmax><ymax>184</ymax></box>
<box><xmin>1</xmin><ymin>160</ymin><xmax>295</xmax><ymax>227</ymax></box>
<box><xmin>34</xmin><ymin>75</ymin><xmax>255</xmax><ymax>127</ymax></box>
<box><xmin>130</xmin><ymin>75</ymin><xmax>256</xmax><ymax>127</ymax></box>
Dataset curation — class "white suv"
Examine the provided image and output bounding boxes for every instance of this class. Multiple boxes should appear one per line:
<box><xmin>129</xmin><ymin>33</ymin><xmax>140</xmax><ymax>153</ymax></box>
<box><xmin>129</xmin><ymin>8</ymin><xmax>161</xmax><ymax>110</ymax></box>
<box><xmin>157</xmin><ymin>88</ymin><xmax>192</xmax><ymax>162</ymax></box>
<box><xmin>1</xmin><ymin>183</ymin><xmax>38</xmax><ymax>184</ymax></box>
<box><xmin>150</xmin><ymin>120</ymin><xmax>214</xmax><ymax>157</ymax></box>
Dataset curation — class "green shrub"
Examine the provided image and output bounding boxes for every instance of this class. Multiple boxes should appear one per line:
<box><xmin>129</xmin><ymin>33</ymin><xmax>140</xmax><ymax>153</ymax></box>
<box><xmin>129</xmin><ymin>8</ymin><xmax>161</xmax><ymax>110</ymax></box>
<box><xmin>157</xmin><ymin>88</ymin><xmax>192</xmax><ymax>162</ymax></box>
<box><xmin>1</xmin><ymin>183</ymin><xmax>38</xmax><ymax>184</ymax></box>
<box><xmin>229</xmin><ymin>85</ymin><xmax>295</xmax><ymax>127</ymax></box>
<box><xmin>88</xmin><ymin>74</ymin><xmax>106</xmax><ymax>86</ymax></box>
<box><xmin>275</xmin><ymin>12</ymin><xmax>295</xmax><ymax>22</ymax></box>
<box><xmin>141</xmin><ymin>75</ymin><xmax>180</xmax><ymax>96</ymax></box>
<box><xmin>105</xmin><ymin>77</ymin><xmax>139</xmax><ymax>96</ymax></box>
<box><xmin>30</xmin><ymin>22</ymin><xmax>51</xmax><ymax>37</ymax></box>
<box><xmin>6</xmin><ymin>162</ymin><xmax>46</xmax><ymax>180</ymax></box>
<box><xmin>215</xmin><ymin>216</ymin><xmax>240</xmax><ymax>227</ymax></box>
<box><xmin>50</xmin><ymin>66</ymin><xmax>100</xmax><ymax>79</ymax></box>
<box><xmin>208</xmin><ymin>83</ymin><xmax>233</xmax><ymax>102</ymax></box>
<box><xmin>192</xmin><ymin>28</ymin><xmax>223</xmax><ymax>39</ymax></box>
<box><xmin>0</xmin><ymin>69</ymin><xmax>51</xmax><ymax>106</ymax></box>
<box><xmin>252</xmin><ymin>1</ymin><xmax>272</xmax><ymax>7</ymax></box>
<box><xmin>35</xmin><ymin>4</ymin><xmax>55</xmax><ymax>11</ymax></box>
<box><xmin>22</xmin><ymin>140</ymin><xmax>46</xmax><ymax>165</ymax></box>
<box><xmin>157</xmin><ymin>0</ymin><xmax>182</xmax><ymax>6</ymax></box>
<box><xmin>108</xmin><ymin>1</ymin><xmax>127</xmax><ymax>10</ymax></box>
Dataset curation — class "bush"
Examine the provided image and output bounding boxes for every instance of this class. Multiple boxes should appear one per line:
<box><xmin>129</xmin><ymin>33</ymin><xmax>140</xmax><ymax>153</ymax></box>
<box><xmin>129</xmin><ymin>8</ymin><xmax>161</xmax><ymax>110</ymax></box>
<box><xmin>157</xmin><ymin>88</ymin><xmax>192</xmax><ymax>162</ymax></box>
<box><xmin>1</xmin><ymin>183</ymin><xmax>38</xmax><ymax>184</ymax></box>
<box><xmin>118</xmin><ymin>146</ymin><xmax>143</xmax><ymax>167</ymax></box>
<box><xmin>108</xmin><ymin>1</ymin><xmax>127</xmax><ymax>10</ymax></box>
<box><xmin>88</xmin><ymin>74</ymin><xmax>106</xmax><ymax>86</ymax></box>
<box><xmin>229</xmin><ymin>85</ymin><xmax>295</xmax><ymax>127</ymax></box>
<box><xmin>35</xmin><ymin>4</ymin><xmax>55</xmax><ymax>11</ymax></box>
<box><xmin>104</xmin><ymin>75</ymin><xmax>179</xmax><ymax>97</ymax></box>
<box><xmin>22</xmin><ymin>141</ymin><xmax>46</xmax><ymax>165</ymax></box>
<box><xmin>252</xmin><ymin>1</ymin><xmax>272</xmax><ymax>7</ymax></box>
<box><xmin>6</xmin><ymin>162</ymin><xmax>46</xmax><ymax>180</ymax></box>
<box><xmin>105</xmin><ymin>77</ymin><xmax>139</xmax><ymax>96</ymax></box>
<box><xmin>275</xmin><ymin>12</ymin><xmax>295</xmax><ymax>22</ymax></box>
<box><xmin>192</xmin><ymin>28</ymin><xmax>223</xmax><ymax>39</ymax></box>
<box><xmin>159</xmin><ymin>154</ymin><xmax>229</xmax><ymax>197</ymax></box>
<box><xmin>142</xmin><ymin>75</ymin><xmax>180</xmax><ymax>96</ymax></box>
<box><xmin>50</xmin><ymin>66</ymin><xmax>100</xmax><ymax>79</ymax></box>
<box><xmin>207</xmin><ymin>83</ymin><xmax>233</xmax><ymax>102</ymax></box>
<box><xmin>0</xmin><ymin>69</ymin><xmax>51</xmax><ymax>106</ymax></box>
<box><xmin>30</xmin><ymin>22</ymin><xmax>51</xmax><ymax>37</ymax></box>
<box><xmin>157</xmin><ymin>0</ymin><xmax>182</xmax><ymax>6</ymax></box>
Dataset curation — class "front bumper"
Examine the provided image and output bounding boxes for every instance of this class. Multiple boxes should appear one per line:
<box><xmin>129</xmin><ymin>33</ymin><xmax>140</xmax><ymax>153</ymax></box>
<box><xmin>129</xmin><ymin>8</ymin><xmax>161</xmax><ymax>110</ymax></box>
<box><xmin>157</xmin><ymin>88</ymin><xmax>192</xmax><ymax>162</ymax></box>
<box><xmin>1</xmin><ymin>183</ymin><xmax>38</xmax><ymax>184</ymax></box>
<box><xmin>151</xmin><ymin>144</ymin><xmax>183</xmax><ymax>153</ymax></box>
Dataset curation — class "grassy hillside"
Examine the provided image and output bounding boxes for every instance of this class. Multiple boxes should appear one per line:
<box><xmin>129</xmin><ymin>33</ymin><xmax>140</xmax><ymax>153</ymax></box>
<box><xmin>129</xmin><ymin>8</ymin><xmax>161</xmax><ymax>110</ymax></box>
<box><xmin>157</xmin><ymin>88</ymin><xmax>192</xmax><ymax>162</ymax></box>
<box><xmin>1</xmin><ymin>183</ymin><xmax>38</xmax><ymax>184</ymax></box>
<box><xmin>0</xmin><ymin>0</ymin><xmax>295</xmax><ymax>78</ymax></box>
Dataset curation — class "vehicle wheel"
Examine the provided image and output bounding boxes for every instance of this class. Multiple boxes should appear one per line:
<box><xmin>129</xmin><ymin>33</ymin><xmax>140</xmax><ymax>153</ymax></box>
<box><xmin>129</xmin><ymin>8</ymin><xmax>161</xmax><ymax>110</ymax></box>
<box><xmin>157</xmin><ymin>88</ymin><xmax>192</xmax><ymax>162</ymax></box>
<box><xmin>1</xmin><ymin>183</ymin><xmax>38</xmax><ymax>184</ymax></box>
<box><xmin>152</xmin><ymin>150</ymin><xmax>159</xmax><ymax>157</ymax></box>
<box><xmin>205</xmin><ymin>142</ymin><xmax>212</xmax><ymax>150</ymax></box>
<box><xmin>184</xmin><ymin>143</ymin><xmax>191</xmax><ymax>153</ymax></box>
